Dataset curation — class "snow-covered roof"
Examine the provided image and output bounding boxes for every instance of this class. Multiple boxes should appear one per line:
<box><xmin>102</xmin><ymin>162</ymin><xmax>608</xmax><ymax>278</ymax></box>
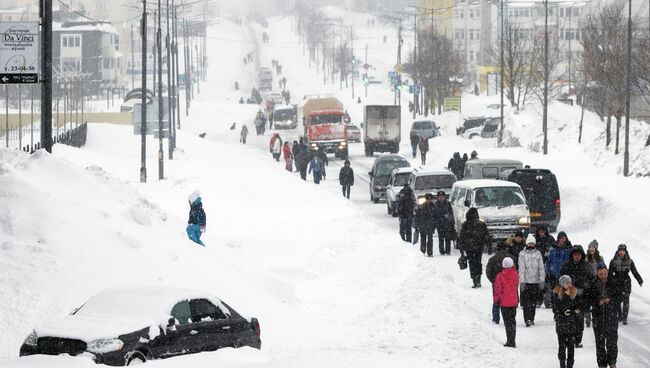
<box><xmin>35</xmin><ymin>286</ymin><xmax>231</xmax><ymax>342</ymax></box>
<box><xmin>413</xmin><ymin>167</ymin><xmax>454</xmax><ymax>176</ymax></box>
<box><xmin>453</xmin><ymin>179</ymin><xmax>522</xmax><ymax>189</ymax></box>
<box><xmin>392</xmin><ymin>167</ymin><xmax>415</xmax><ymax>175</ymax></box>
<box><xmin>54</xmin><ymin>21</ymin><xmax>119</xmax><ymax>34</ymax></box>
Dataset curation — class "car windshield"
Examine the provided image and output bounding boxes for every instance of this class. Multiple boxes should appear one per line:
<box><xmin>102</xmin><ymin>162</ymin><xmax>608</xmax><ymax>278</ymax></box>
<box><xmin>376</xmin><ymin>161</ymin><xmax>408</xmax><ymax>177</ymax></box>
<box><xmin>347</xmin><ymin>125</ymin><xmax>359</xmax><ymax>131</ymax></box>
<box><xmin>394</xmin><ymin>173</ymin><xmax>410</xmax><ymax>186</ymax></box>
<box><xmin>473</xmin><ymin>187</ymin><xmax>526</xmax><ymax>208</ymax></box>
<box><xmin>413</xmin><ymin>121</ymin><xmax>432</xmax><ymax>130</ymax></box>
<box><xmin>274</xmin><ymin>109</ymin><xmax>294</xmax><ymax>120</ymax></box>
<box><xmin>74</xmin><ymin>291</ymin><xmax>163</xmax><ymax>320</ymax></box>
<box><xmin>414</xmin><ymin>175</ymin><xmax>456</xmax><ymax>191</ymax></box>
<box><xmin>464</xmin><ymin>119</ymin><xmax>485</xmax><ymax>129</ymax></box>
<box><xmin>311</xmin><ymin>114</ymin><xmax>343</xmax><ymax>124</ymax></box>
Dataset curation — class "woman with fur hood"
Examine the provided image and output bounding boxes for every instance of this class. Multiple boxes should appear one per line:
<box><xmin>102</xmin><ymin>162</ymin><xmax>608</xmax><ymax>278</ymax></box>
<box><xmin>518</xmin><ymin>234</ymin><xmax>546</xmax><ymax>327</ymax></box>
<box><xmin>553</xmin><ymin>275</ymin><xmax>583</xmax><ymax>368</ymax></box>
<box><xmin>608</xmin><ymin>244</ymin><xmax>644</xmax><ymax>325</ymax></box>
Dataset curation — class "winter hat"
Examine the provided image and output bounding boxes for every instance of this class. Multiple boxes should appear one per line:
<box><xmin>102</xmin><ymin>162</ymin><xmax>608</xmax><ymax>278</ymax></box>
<box><xmin>588</xmin><ymin>240</ymin><xmax>599</xmax><ymax>250</ymax></box>
<box><xmin>559</xmin><ymin>275</ymin><xmax>572</xmax><ymax>287</ymax></box>
<box><xmin>526</xmin><ymin>234</ymin><xmax>536</xmax><ymax>245</ymax></box>
<box><xmin>597</xmin><ymin>262</ymin><xmax>607</xmax><ymax>270</ymax></box>
<box><xmin>502</xmin><ymin>257</ymin><xmax>514</xmax><ymax>269</ymax></box>
<box><xmin>424</xmin><ymin>193</ymin><xmax>434</xmax><ymax>200</ymax></box>
<box><xmin>496</xmin><ymin>240</ymin><xmax>507</xmax><ymax>250</ymax></box>
<box><xmin>515</xmin><ymin>230</ymin><xmax>525</xmax><ymax>238</ymax></box>
<box><xmin>188</xmin><ymin>190</ymin><xmax>201</xmax><ymax>204</ymax></box>
<box><xmin>618</xmin><ymin>244</ymin><xmax>627</xmax><ymax>251</ymax></box>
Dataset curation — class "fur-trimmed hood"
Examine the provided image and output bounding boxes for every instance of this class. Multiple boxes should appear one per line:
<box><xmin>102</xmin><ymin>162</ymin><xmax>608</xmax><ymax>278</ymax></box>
<box><xmin>553</xmin><ymin>284</ymin><xmax>578</xmax><ymax>299</ymax></box>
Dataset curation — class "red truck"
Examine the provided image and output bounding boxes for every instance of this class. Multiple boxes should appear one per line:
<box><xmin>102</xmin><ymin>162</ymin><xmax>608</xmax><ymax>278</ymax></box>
<box><xmin>297</xmin><ymin>95</ymin><xmax>348</xmax><ymax>159</ymax></box>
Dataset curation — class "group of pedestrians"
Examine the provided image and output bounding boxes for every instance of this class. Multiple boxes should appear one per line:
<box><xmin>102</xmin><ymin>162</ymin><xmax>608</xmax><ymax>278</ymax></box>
<box><xmin>447</xmin><ymin>151</ymin><xmax>477</xmax><ymax>179</ymax></box>
<box><xmin>484</xmin><ymin>230</ymin><xmax>643</xmax><ymax>368</ymax></box>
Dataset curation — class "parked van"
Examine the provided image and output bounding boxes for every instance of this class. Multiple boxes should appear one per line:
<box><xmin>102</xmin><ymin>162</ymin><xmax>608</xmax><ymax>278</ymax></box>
<box><xmin>499</xmin><ymin>168</ymin><xmax>561</xmax><ymax>232</ymax></box>
<box><xmin>462</xmin><ymin>159</ymin><xmax>523</xmax><ymax>180</ymax></box>
<box><xmin>449</xmin><ymin>180</ymin><xmax>530</xmax><ymax>243</ymax></box>
<box><xmin>410</xmin><ymin>119</ymin><xmax>440</xmax><ymax>139</ymax></box>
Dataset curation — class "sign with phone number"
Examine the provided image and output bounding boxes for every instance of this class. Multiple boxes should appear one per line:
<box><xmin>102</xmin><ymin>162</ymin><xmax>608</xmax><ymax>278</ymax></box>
<box><xmin>0</xmin><ymin>21</ymin><xmax>39</xmax><ymax>84</ymax></box>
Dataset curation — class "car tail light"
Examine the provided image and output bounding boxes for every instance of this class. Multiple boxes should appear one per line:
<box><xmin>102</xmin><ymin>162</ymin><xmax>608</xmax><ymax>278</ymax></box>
<box><xmin>555</xmin><ymin>199</ymin><xmax>561</xmax><ymax>211</ymax></box>
<box><xmin>251</xmin><ymin>318</ymin><xmax>261</xmax><ymax>338</ymax></box>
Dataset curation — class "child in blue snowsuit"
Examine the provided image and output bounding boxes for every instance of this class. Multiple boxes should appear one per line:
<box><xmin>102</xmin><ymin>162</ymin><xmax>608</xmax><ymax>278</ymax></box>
<box><xmin>308</xmin><ymin>156</ymin><xmax>326</xmax><ymax>184</ymax></box>
<box><xmin>187</xmin><ymin>191</ymin><xmax>206</xmax><ymax>246</ymax></box>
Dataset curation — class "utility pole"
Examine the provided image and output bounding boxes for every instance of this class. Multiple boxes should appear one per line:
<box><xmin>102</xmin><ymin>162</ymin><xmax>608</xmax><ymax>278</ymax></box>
<box><xmin>131</xmin><ymin>24</ymin><xmax>135</xmax><ymax>90</ymax></box>
<box><xmin>173</xmin><ymin>3</ymin><xmax>181</xmax><ymax>129</ymax></box>
<box><xmin>157</xmin><ymin>0</ymin><xmax>164</xmax><ymax>179</ymax></box>
<box><xmin>166</xmin><ymin>0</ymin><xmax>174</xmax><ymax>160</ymax></box>
<box><xmin>413</xmin><ymin>15</ymin><xmax>417</xmax><ymax>119</ymax></box>
<box><xmin>365</xmin><ymin>43</ymin><xmax>368</xmax><ymax>98</ymax></box>
<box><xmin>543</xmin><ymin>0</ymin><xmax>549</xmax><ymax>155</ymax></box>
<box><xmin>40</xmin><ymin>0</ymin><xmax>53</xmax><ymax>153</ymax></box>
<box><xmin>183</xmin><ymin>19</ymin><xmax>190</xmax><ymax>116</ymax></box>
<box><xmin>397</xmin><ymin>18</ymin><xmax>402</xmax><ymax>106</ymax></box>
<box><xmin>623</xmin><ymin>0</ymin><xmax>632</xmax><ymax>175</ymax></box>
<box><xmin>332</xmin><ymin>24</ymin><xmax>335</xmax><ymax>85</ymax></box>
<box><xmin>351</xmin><ymin>26</ymin><xmax>355</xmax><ymax>99</ymax></box>
<box><xmin>339</xmin><ymin>27</ymin><xmax>343</xmax><ymax>90</ymax></box>
<box><xmin>140</xmin><ymin>0</ymin><xmax>148</xmax><ymax>183</ymax></box>
<box><xmin>499</xmin><ymin>0</ymin><xmax>504</xmax><ymax>141</ymax></box>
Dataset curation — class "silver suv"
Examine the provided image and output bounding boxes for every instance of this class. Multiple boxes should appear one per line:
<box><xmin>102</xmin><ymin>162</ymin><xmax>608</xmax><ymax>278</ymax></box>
<box><xmin>409</xmin><ymin>167</ymin><xmax>457</xmax><ymax>205</ymax></box>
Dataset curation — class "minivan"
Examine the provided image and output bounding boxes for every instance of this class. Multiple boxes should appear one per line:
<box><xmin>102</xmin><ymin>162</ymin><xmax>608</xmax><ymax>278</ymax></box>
<box><xmin>499</xmin><ymin>168</ymin><xmax>561</xmax><ymax>232</ymax></box>
<box><xmin>449</xmin><ymin>180</ymin><xmax>531</xmax><ymax>243</ymax></box>
<box><xmin>462</xmin><ymin>159</ymin><xmax>523</xmax><ymax>180</ymax></box>
<box><xmin>409</xmin><ymin>167</ymin><xmax>457</xmax><ymax>205</ymax></box>
<box><xmin>368</xmin><ymin>155</ymin><xmax>411</xmax><ymax>203</ymax></box>
<box><xmin>410</xmin><ymin>120</ymin><xmax>440</xmax><ymax>139</ymax></box>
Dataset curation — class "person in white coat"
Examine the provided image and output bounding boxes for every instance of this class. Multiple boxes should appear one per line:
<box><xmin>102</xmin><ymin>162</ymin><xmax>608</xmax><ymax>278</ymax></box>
<box><xmin>519</xmin><ymin>234</ymin><xmax>546</xmax><ymax>327</ymax></box>
<box><xmin>272</xmin><ymin>134</ymin><xmax>283</xmax><ymax>161</ymax></box>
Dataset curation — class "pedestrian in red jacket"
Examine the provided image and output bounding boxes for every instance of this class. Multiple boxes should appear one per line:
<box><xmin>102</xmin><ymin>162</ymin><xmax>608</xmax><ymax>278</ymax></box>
<box><xmin>494</xmin><ymin>257</ymin><xmax>519</xmax><ymax>348</ymax></box>
<box><xmin>282</xmin><ymin>142</ymin><xmax>293</xmax><ymax>172</ymax></box>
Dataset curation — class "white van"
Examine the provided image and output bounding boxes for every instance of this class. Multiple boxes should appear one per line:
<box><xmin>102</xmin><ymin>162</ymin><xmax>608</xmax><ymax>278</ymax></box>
<box><xmin>449</xmin><ymin>180</ymin><xmax>530</xmax><ymax>242</ymax></box>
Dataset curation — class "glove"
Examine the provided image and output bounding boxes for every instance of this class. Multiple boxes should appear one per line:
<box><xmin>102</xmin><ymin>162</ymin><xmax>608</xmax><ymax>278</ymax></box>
<box><xmin>539</xmin><ymin>282</ymin><xmax>545</xmax><ymax>290</ymax></box>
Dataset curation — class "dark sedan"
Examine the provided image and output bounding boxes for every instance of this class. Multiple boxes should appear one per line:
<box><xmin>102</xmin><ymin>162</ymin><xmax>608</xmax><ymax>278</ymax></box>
<box><xmin>19</xmin><ymin>287</ymin><xmax>261</xmax><ymax>366</ymax></box>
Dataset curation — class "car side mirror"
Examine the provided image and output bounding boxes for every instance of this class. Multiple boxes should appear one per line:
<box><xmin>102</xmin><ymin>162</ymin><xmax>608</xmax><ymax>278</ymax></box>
<box><xmin>368</xmin><ymin>171</ymin><xmax>373</xmax><ymax>177</ymax></box>
<box><xmin>464</xmin><ymin>200</ymin><xmax>471</xmax><ymax>207</ymax></box>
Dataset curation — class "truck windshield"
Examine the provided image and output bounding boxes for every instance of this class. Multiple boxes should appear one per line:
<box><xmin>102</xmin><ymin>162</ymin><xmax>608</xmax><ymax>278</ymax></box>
<box><xmin>274</xmin><ymin>110</ymin><xmax>294</xmax><ymax>120</ymax></box>
<box><xmin>473</xmin><ymin>187</ymin><xmax>526</xmax><ymax>208</ymax></box>
<box><xmin>414</xmin><ymin>175</ymin><xmax>456</xmax><ymax>191</ymax></box>
<box><xmin>311</xmin><ymin>114</ymin><xmax>343</xmax><ymax>125</ymax></box>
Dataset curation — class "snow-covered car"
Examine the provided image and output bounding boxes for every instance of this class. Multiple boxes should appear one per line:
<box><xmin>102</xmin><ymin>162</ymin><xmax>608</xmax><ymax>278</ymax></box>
<box><xmin>386</xmin><ymin>167</ymin><xmax>415</xmax><ymax>217</ymax></box>
<box><xmin>19</xmin><ymin>287</ymin><xmax>261</xmax><ymax>366</ymax></box>
<box><xmin>463</xmin><ymin>118</ymin><xmax>500</xmax><ymax>139</ymax></box>
<box><xmin>346</xmin><ymin>123</ymin><xmax>361</xmax><ymax>142</ymax></box>
<box><xmin>409</xmin><ymin>167</ymin><xmax>457</xmax><ymax>205</ymax></box>
<box><xmin>456</xmin><ymin>116</ymin><xmax>487</xmax><ymax>136</ymax></box>
<box><xmin>262</xmin><ymin>91</ymin><xmax>283</xmax><ymax>105</ymax></box>
<box><xmin>449</xmin><ymin>180</ymin><xmax>530</xmax><ymax>243</ymax></box>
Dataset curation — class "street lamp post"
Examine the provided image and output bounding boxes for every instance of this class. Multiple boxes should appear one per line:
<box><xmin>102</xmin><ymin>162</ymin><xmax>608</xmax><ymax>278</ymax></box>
<box><xmin>140</xmin><ymin>0</ymin><xmax>148</xmax><ymax>183</ymax></box>
<box><xmin>623</xmin><ymin>0</ymin><xmax>632</xmax><ymax>176</ymax></box>
<box><xmin>157</xmin><ymin>0</ymin><xmax>165</xmax><ymax>179</ymax></box>
<box><xmin>543</xmin><ymin>0</ymin><xmax>549</xmax><ymax>155</ymax></box>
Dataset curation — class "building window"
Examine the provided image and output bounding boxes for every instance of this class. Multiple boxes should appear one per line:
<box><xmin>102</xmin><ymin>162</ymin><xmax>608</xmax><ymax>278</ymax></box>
<box><xmin>61</xmin><ymin>34</ymin><xmax>81</xmax><ymax>49</ymax></box>
<box><xmin>476</xmin><ymin>29</ymin><xmax>480</xmax><ymax>40</ymax></box>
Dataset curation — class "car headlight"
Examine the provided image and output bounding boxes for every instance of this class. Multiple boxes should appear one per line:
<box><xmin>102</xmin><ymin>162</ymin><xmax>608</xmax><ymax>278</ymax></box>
<box><xmin>518</xmin><ymin>216</ymin><xmax>531</xmax><ymax>226</ymax></box>
<box><xmin>86</xmin><ymin>338</ymin><xmax>124</xmax><ymax>354</ymax></box>
<box><xmin>418</xmin><ymin>197</ymin><xmax>425</xmax><ymax>205</ymax></box>
<box><xmin>374</xmin><ymin>185</ymin><xmax>384</xmax><ymax>190</ymax></box>
<box><xmin>23</xmin><ymin>331</ymin><xmax>38</xmax><ymax>347</ymax></box>
<box><xmin>340</xmin><ymin>141</ymin><xmax>347</xmax><ymax>146</ymax></box>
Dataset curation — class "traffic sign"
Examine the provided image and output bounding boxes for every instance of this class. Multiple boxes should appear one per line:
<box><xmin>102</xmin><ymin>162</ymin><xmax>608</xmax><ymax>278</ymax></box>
<box><xmin>387</xmin><ymin>71</ymin><xmax>397</xmax><ymax>78</ymax></box>
<box><xmin>0</xmin><ymin>21</ymin><xmax>40</xmax><ymax>84</ymax></box>
<box><xmin>409</xmin><ymin>84</ymin><xmax>421</xmax><ymax>94</ymax></box>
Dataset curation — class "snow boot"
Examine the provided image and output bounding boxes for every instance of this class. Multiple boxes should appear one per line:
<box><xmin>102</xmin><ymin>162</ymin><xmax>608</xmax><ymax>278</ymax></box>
<box><xmin>525</xmin><ymin>320</ymin><xmax>532</xmax><ymax>327</ymax></box>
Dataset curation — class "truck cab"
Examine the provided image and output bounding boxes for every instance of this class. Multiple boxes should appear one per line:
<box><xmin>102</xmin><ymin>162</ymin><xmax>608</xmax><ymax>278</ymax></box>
<box><xmin>298</xmin><ymin>95</ymin><xmax>348</xmax><ymax>159</ymax></box>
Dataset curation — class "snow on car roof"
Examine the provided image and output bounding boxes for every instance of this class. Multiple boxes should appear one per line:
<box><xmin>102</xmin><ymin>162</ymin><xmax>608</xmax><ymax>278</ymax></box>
<box><xmin>392</xmin><ymin>167</ymin><xmax>414</xmax><ymax>175</ymax></box>
<box><xmin>35</xmin><ymin>286</ymin><xmax>232</xmax><ymax>342</ymax></box>
<box><xmin>464</xmin><ymin>158</ymin><xmax>523</xmax><ymax>165</ymax></box>
<box><xmin>453</xmin><ymin>179</ymin><xmax>522</xmax><ymax>189</ymax></box>
<box><xmin>413</xmin><ymin>167</ymin><xmax>454</xmax><ymax>176</ymax></box>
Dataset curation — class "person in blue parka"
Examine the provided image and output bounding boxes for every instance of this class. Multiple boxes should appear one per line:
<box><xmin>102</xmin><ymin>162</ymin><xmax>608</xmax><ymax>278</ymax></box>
<box><xmin>308</xmin><ymin>155</ymin><xmax>326</xmax><ymax>184</ymax></box>
<box><xmin>187</xmin><ymin>190</ymin><xmax>206</xmax><ymax>246</ymax></box>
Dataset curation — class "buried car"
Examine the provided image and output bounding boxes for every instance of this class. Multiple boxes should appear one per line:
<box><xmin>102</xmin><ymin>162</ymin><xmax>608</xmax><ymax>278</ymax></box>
<box><xmin>19</xmin><ymin>287</ymin><xmax>261</xmax><ymax>366</ymax></box>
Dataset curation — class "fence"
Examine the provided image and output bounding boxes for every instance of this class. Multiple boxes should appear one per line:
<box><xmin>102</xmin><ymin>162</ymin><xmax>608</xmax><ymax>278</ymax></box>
<box><xmin>2</xmin><ymin>123</ymin><xmax>88</xmax><ymax>153</ymax></box>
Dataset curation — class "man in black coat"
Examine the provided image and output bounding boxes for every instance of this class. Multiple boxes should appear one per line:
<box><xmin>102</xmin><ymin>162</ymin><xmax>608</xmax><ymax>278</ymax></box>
<box><xmin>415</xmin><ymin>193</ymin><xmax>436</xmax><ymax>257</ymax></box>
<box><xmin>433</xmin><ymin>191</ymin><xmax>455</xmax><ymax>255</ymax></box>
<box><xmin>534</xmin><ymin>225</ymin><xmax>556</xmax><ymax>260</ymax></box>
<box><xmin>459</xmin><ymin>207</ymin><xmax>491</xmax><ymax>288</ymax></box>
<box><xmin>338</xmin><ymin>160</ymin><xmax>354</xmax><ymax>199</ymax></box>
<box><xmin>294</xmin><ymin>143</ymin><xmax>310</xmax><ymax>181</ymax></box>
<box><xmin>561</xmin><ymin>245</ymin><xmax>594</xmax><ymax>348</ymax></box>
<box><xmin>397</xmin><ymin>183</ymin><xmax>416</xmax><ymax>242</ymax></box>
<box><xmin>589</xmin><ymin>263</ymin><xmax>622</xmax><ymax>368</ymax></box>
